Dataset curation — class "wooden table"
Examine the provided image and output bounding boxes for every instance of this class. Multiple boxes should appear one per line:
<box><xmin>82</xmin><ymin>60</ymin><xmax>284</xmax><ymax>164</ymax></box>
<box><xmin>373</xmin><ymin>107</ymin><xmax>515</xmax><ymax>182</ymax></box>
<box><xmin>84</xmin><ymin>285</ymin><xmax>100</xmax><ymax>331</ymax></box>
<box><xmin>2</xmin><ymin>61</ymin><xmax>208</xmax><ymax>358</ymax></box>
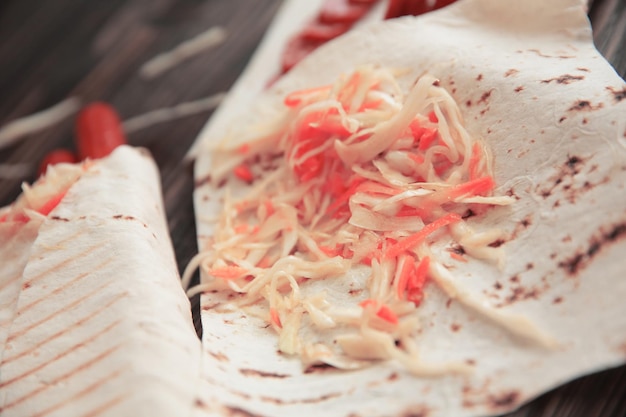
<box><xmin>1</xmin><ymin>1</ymin><xmax>624</xmax><ymax>416</ymax></box>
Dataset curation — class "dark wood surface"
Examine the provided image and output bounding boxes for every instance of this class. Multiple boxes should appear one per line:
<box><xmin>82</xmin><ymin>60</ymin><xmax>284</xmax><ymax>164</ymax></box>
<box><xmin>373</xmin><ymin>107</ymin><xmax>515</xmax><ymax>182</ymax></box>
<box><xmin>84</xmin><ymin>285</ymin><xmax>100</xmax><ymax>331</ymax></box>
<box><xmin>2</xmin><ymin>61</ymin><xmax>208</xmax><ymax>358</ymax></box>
<box><xmin>1</xmin><ymin>1</ymin><xmax>625</xmax><ymax>416</ymax></box>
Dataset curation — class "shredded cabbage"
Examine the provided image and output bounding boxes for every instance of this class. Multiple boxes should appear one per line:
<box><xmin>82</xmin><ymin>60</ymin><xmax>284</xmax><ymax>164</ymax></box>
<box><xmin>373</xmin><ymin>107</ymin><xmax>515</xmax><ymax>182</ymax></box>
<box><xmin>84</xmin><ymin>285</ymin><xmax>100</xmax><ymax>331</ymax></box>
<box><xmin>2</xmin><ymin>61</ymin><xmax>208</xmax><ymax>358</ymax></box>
<box><xmin>194</xmin><ymin>66</ymin><xmax>516</xmax><ymax>373</ymax></box>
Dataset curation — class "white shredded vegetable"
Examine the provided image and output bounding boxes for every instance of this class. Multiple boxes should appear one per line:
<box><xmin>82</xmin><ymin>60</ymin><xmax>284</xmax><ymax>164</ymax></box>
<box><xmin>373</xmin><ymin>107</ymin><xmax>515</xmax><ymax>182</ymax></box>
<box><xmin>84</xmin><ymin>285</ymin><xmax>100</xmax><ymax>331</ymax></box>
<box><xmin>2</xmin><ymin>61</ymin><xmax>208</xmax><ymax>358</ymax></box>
<box><xmin>193</xmin><ymin>66</ymin><xmax>520</xmax><ymax>374</ymax></box>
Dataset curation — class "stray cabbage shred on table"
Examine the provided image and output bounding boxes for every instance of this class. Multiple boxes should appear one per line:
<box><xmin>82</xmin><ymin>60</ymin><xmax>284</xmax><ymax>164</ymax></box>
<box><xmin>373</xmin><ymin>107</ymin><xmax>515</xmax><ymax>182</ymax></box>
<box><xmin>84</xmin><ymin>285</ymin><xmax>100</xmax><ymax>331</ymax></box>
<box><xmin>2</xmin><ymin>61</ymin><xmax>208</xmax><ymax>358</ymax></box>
<box><xmin>193</xmin><ymin>66</ymin><xmax>514</xmax><ymax>373</ymax></box>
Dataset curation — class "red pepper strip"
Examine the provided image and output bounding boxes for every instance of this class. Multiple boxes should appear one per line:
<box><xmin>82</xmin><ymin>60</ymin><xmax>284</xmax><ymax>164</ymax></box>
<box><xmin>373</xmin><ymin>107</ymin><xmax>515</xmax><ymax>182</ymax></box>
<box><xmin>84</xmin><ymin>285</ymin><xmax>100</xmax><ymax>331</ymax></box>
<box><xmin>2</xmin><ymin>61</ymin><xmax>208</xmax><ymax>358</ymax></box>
<box><xmin>446</xmin><ymin>176</ymin><xmax>494</xmax><ymax>200</ymax></box>
<box><xmin>37</xmin><ymin>149</ymin><xmax>77</xmax><ymax>177</ymax></box>
<box><xmin>270</xmin><ymin>308</ymin><xmax>283</xmax><ymax>328</ymax></box>
<box><xmin>75</xmin><ymin>102</ymin><xmax>127</xmax><ymax>160</ymax></box>
<box><xmin>38</xmin><ymin>190</ymin><xmax>69</xmax><ymax>216</ymax></box>
<box><xmin>233</xmin><ymin>165</ymin><xmax>254</xmax><ymax>182</ymax></box>
<box><xmin>385</xmin><ymin>213</ymin><xmax>461</xmax><ymax>259</ymax></box>
<box><xmin>428</xmin><ymin>110</ymin><xmax>438</xmax><ymax>123</ymax></box>
<box><xmin>319</xmin><ymin>0</ymin><xmax>371</xmax><ymax>24</ymax></box>
<box><xmin>300</xmin><ymin>20</ymin><xmax>351</xmax><ymax>42</ymax></box>
<box><xmin>209</xmin><ymin>266</ymin><xmax>248</xmax><ymax>279</ymax></box>
<box><xmin>359</xmin><ymin>299</ymin><xmax>399</xmax><ymax>324</ymax></box>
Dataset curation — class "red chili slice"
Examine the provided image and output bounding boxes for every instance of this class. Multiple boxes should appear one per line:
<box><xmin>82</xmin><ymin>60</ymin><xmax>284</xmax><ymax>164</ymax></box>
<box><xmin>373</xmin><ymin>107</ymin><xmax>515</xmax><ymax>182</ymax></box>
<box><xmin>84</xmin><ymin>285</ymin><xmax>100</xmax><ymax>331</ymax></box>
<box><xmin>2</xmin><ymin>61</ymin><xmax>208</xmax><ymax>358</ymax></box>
<box><xmin>75</xmin><ymin>102</ymin><xmax>127</xmax><ymax>160</ymax></box>
<box><xmin>37</xmin><ymin>149</ymin><xmax>78</xmax><ymax>177</ymax></box>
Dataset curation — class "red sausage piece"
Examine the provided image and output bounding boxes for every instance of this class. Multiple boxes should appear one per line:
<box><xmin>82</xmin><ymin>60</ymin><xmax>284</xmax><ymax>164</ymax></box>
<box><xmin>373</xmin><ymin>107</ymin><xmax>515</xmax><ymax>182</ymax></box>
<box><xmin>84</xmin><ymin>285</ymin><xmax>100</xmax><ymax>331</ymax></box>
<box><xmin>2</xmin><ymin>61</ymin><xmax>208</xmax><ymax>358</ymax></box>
<box><xmin>75</xmin><ymin>102</ymin><xmax>127</xmax><ymax>160</ymax></box>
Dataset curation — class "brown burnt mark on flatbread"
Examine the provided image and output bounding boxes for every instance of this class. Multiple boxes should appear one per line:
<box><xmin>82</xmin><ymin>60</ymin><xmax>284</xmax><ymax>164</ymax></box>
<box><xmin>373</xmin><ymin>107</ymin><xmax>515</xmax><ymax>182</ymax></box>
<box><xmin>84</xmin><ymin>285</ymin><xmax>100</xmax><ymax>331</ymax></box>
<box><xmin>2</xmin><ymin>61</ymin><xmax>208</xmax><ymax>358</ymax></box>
<box><xmin>514</xmin><ymin>86</ymin><xmax>524</xmax><ymax>93</ymax></box>
<box><xmin>194</xmin><ymin>174</ymin><xmax>212</xmax><ymax>188</ymax></box>
<box><xmin>558</xmin><ymin>116</ymin><xmax>567</xmax><ymax>124</ymax></box>
<box><xmin>223</xmin><ymin>406</ymin><xmax>263</xmax><ymax>417</ymax></box>
<box><xmin>541</xmin><ymin>74</ymin><xmax>584</xmax><ymax>85</ymax></box>
<box><xmin>194</xmin><ymin>398</ymin><xmax>209</xmax><ymax>409</ymax></box>
<box><xmin>553</xmin><ymin>296</ymin><xmax>563</xmax><ymax>304</ymax></box>
<box><xmin>536</xmin><ymin>155</ymin><xmax>605</xmax><ymax>202</ymax></box>
<box><xmin>450</xmin><ymin>323</ymin><xmax>462</xmax><ymax>332</ymax></box>
<box><xmin>400</xmin><ymin>405</ymin><xmax>431</xmax><ymax>417</ymax></box>
<box><xmin>477</xmin><ymin>90</ymin><xmax>493</xmax><ymax>105</ymax></box>
<box><xmin>487</xmin><ymin>390</ymin><xmax>521</xmax><ymax>411</ymax></box>
<box><xmin>504</xmin><ymin>69</ymin><xmax>518</xmax><ymax>77</ymax></box>
<box><xmin>476</xmin><ymin>74</ymin><xmax>483</xmax><ymax>82</ymax></box>
<box><xmin>525</xmin><ymin>49</ymin><xmax>575</xmax><ymax>59</ymax></box>
<box><xmin>465</xmin><ymin>99</ymin><xmax>472</xmax><ymax>107</ymax></box>
<box><xmin>496</xmin><ymin>284</ymin><xmax>544</xmax><ymax>307</ymax></box>
<box><xmin>239</xmin><ymin>368</ymin><xmax>290</xmax><ymax>379</ymax></box>
<box><xmin>304</xmin><ymin>363</ymin><xmax>337</xmax><ymax>374</ymax></box>
<box><xmin>208</xmin><ymin>350</ymin><xmax>229</xmax><ymax>362</ymax></box>
<box><xmin>49</xmin><ymin>216</ymin><xmax>69</xmax><ymax>222</ymax></box>
<box><xmin>388</xmin><ymin>372</ymin><xmax>399</xmax><ymax>381</ymax></box>
<box><xmin>261</xmin><ymin>392</ymin><xmax>342</xmax><ymax>405</ymax></box>
<box><xmin>488</xmin><ymin>239</ymin><xmax>505</xmax><ymax>248</ymax></box>
<box><xmin>111</xmin><ymin>214</ymin><xmax>148</xmax><ymax>227</ymax></box>
<box><xmin>461</xmin><ymin>209</ymin><xmax>476</xmax><ymax>219</ymax></box>
<box><xmin>349</xmin><ymin>287</ymin><xmax>363</xmax><ymax>296</ymax></box>
<box><xmin>606</xmin><ymin>86</ymin><xmax>626</xmax><ymax>103</ymax></box>
<box><xmin>559</xmin><ymin>221</ymin><xmax>626</xmax><ymax>277</ymax></box>
<box><xmin>449</xmin><ymin>244</ymin><xmax>466</xmax><ymax>255</ymax></box>
<box><xmin>577</xmin><ymin>67</ymin><xmax>590</xmax><ymax>72</ymax></box>
<box><xmin>568</xmin><ymin>100</ymin><xmax>604</xmax><ymax>112</ymax></box>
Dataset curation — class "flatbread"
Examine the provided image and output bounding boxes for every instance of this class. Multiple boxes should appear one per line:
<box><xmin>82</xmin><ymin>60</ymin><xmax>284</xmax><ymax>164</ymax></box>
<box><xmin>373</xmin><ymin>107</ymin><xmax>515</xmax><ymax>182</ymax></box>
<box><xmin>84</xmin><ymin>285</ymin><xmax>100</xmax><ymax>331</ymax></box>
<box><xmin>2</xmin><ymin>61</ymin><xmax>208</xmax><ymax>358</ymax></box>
<box><xmin>192</xmin><ymin>0</ymin><xmax>626</xmax><ymax>416</ymax></box>
<box><xmin>0</xmin><ymin>146</ymin><xmax>208</xmax><ymax>417</ymax></box>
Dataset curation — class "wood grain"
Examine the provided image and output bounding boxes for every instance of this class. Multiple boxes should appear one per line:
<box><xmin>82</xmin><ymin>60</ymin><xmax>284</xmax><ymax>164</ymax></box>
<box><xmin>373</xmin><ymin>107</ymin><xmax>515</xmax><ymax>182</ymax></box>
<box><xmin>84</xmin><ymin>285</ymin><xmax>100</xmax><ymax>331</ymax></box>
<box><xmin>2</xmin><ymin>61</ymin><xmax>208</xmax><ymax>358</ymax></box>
<box><xmin>0</xmin><ymin>1</ymin><xmax>624</xmax><ymax>416</ymax></box>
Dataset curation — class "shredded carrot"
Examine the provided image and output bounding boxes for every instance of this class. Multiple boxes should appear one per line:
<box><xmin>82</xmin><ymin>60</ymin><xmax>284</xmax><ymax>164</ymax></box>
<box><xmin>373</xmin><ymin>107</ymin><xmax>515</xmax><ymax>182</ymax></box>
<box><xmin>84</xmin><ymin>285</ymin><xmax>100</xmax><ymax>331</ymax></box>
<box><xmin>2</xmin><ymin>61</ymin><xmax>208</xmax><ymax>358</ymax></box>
<box><xmin>38</xmin><ymin>190</ymin><xmax>68</xmax><ymax>216</ymax></box>
<box><xmin>237</xmin><ymin>144</ymin><xmax>251</xmax><ymax>154</ymax></box>
<box><xmin>409</xmin><ymin>256</ymin><xmax>430</xmax><ymax>291</ymax></box>
<box><xmin>326</xmin><ymin>177</ymin><xmax>365</xmax><ymax>216</ymax></box>
<box><xmin>468</xmin><ymin>142</ymin><xmax>482</xmax><ymax>180</ymax></box>
<box><xmin>284</xmin><ymin>85</ymin><xmax>331</xmax><ymax>107</ymax></box>
<box><xmin>263</xmin><ymin>200</ymin><xmax>275</xmax><ymax>217</ymax></box>
<box><xmin>358</xmin><ymin>99</ymin><xmax>383</xmax><ymax>112</ymax></box>
<box><xmin>270</xmin><ymin>308</ymin><xmax>283</xmax><ymax>328</ymax></box>
<box><xmin>359</xmin><ymin>299</ymin><xmax>398</xmax><ymax>325</ymax></box>
<box><xmin>395</xmin><ymin>254</ymin><xmax>415</xmax><ymax>299</ymax></box>
<box><xmin>408</xmin><ymin>152</ymin><xmax>425</xmax><ymax>165</ymax></box>
<box><xmin>234</xmin><ymin>165</ymin><xmax>254</xmax><ymax>182</ymax></box>
<box><xmin>385</xmin><ymin>213</ymin><xmax>461</xmax><ymax>259</ymax></box>
<box><xmin>446</xmin><ymin>176</ymin><xmax>494</xmax><ymax>200</ymax></box>
<box><xmin>417</xmin><ymin>128</ymin><xmax>438</xmax><ymax>151</ymax></box>
<box><xmin>257</xmin><ymin>257</ymin><xmax>272</xmax><ymax>268</ymax></box>
<box><xmin>449</xmin><ymin>252</ymin><xmax>468</xmax><ymax>262</ymax></box>
<box><xmin>209</xmin><ymin>266</ymin><xmax>248</xmax><ymax>279</ymax></box>
<box><xmin>356</xmin><ymin>181</ymin><xmax>399</xmax><ymax>196</ymax></box>
<box><xmin>396</xmin><ymin>205</ymin><xmax>430</xmax><ymax>219</ymax></box>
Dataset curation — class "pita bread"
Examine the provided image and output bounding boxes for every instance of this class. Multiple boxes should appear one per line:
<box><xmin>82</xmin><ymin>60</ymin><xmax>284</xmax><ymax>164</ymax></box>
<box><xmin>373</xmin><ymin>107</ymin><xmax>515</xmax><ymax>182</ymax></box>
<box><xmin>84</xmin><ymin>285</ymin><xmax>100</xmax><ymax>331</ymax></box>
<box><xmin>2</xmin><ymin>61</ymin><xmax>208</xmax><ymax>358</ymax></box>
<box><xmin>0</xmin><ymin>146</ymin><xmax>207</xmax><ymax>417</ymax></box>
<box><xmin>191</xmin><ymin>0</ymin><xmax>626</xmax><ymax>416</ymax></box>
